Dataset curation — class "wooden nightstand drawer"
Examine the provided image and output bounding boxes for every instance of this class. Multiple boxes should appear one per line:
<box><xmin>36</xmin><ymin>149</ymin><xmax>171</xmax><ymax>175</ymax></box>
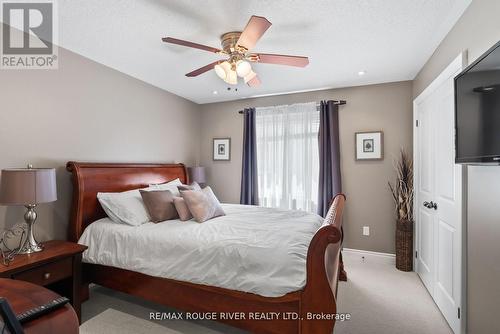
<box><xmin>12</xmin><ymin>257</ymin><xmax>73</xmax><ymax>286</ymax></box>
<box><xmin>0</xmin><ymin>240</ymin><xmax>87</xmax><ymax>323</ymax></box>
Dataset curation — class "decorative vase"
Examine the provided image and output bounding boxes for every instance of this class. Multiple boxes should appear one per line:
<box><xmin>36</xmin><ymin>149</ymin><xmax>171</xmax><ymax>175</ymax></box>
<box><xmin>395</xmin><ymin>219</ymin><xmax>413</xmax><ymax>271</ymax></box>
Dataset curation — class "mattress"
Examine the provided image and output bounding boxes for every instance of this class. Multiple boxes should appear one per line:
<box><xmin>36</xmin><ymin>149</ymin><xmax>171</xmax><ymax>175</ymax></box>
<box><xmin>78</xmin><ymin>204</ymin><xmax>323</xmax><ymax>297</ymax></box>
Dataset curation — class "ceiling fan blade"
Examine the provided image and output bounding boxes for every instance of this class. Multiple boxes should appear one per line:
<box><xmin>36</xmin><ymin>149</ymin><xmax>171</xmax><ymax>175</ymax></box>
<box><xmin>251</xmin><ymin>53</ymin><xmax>309</xmax><ymax>67</ymax></box>
<box><xmin>186</xmin><ymin>60</ymin><xmax>223</xmax><ymax>77</ymax></box>
<box><xmin>162</xmin><ymin>37</ymin><xmax>222</xmax><ymax>54</ymax></box>
<box><xmin>246</xmin><ymin>74</ymin><xmax>261</xmax><ymax>87</ymax></box>
<box><xmin>236</xmin><ymin>15</ymin><xmax>272</xmax><ymax>50</ymax></box>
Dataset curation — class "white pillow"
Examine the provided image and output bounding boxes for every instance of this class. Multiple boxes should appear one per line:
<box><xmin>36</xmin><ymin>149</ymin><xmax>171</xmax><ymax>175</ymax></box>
<box><xmin>97</xmin><ymin>188</ymin><xmax>150</xmax><ymax>226</ymax></box>
<box><xmin>148</xmin><ymin>178</ymin><xmax>183</xmax><ymax>197</ymax></box>
<box><xmin>97</xmin><ymin>179</ymin><xmax>183</xmax><ymax>226</ymax></box>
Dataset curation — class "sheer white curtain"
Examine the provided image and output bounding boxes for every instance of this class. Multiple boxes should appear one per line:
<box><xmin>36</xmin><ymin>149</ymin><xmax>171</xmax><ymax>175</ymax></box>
<box><xmin>256</xmin><ymin>102</ymin><xmax>320</xmax><ymax>213</ymax></box>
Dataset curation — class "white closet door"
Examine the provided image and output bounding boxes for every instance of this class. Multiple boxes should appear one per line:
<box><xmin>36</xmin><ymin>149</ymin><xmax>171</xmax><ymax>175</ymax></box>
<box><xmin>414</xmin><ymin>54</ymin><xmax>464</xmax><ymax>334</ymax></box>
<box><xmin>415</xmin><ymin>95</ymin><xmax>435</xmax><ymax>293</ymax></box>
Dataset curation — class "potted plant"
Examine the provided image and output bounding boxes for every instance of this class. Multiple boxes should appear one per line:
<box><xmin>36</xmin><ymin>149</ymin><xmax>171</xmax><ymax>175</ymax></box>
<box><xmin>388</xmin><ymin>149</ymin><xmax>414</xmax><ymax>271</ymax></box>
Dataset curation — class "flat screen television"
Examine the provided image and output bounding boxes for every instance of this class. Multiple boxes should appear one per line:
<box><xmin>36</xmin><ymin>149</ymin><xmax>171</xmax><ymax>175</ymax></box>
<box><xmin>455</xmin><ymin>40</ymin><xmax>500</xmax><ymax>164</ymax></box>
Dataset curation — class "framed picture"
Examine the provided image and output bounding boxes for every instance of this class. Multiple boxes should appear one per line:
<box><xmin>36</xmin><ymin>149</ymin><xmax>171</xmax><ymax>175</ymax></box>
<box><xmin>355</xmin><ymin>131</ymin><xmax>384</xmax><ymax>160</ymax></box>
<box><xmin>213</xmin><ymin>138</ymin><xmax>231</xmax><ymax>161</ymax></box>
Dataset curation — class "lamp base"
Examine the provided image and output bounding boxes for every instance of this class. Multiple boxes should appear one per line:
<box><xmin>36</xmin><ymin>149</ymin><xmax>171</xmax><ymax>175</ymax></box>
<box><xmin>18</xmin><ymin>240</ymin><xmax>43</xmax><ymax>254</ymax></box>
<box><xmin>18</xmin><ymin>205</ymin><xmax>43</xmax><ymax>254</ymax></box>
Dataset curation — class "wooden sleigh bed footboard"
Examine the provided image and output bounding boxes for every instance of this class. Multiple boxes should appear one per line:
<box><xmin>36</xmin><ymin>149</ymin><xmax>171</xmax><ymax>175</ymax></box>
<box><xmin>67</xmin><ymin>162</ymin><xmax>346</xmax><ymax>334</ymax></box>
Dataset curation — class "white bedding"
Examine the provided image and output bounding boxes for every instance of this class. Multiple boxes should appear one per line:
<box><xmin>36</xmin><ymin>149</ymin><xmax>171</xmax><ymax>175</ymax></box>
<box><xmin>78</xmin><ymin>204</ymin><xmax>323</xmax><ymax>297</ymax></box>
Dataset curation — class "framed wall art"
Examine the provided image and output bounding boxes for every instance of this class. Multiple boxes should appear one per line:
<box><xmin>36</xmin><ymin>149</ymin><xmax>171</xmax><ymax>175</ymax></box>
<box><xmin>213</xmin><ymin>138</ymin><xmax>231</xmax><ymax>161</ymax></box>
<box><xmin>355</xmin><ymin>131</ymin><xmax>384</xmax><ymax>160</ymax></box>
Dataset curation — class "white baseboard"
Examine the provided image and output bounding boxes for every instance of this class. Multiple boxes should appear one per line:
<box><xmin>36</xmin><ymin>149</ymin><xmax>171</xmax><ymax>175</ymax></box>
<box><xmin>343</xmin><ymin>248</ymin><xmax>396</xmax><ymax>265</ymax></box>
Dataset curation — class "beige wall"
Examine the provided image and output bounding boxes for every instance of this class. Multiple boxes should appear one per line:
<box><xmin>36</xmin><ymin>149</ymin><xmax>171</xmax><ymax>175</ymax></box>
<box><xmin>413</xmin><ymin>0</ymin><xmax>500</xmax><ymax>98</ymax></box>
<box><xmin>0</xmin><ymin>43</ymin><xmax>200</xmax><ymax>241</ymax></box>
<box><xmin>412</xmin><ymin>1</ymin><xmax>500</xmax><ymax>332</ymax></box>
<box><xmin>200</xmin><ymin>81</ymin><xmax>413</xmax><ymax>254</ymax></box>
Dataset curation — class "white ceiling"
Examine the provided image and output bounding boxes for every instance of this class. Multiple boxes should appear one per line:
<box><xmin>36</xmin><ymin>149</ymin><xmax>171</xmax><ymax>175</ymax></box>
<box><xmin>54</xmin><ymin>0</ymin><xmax>471</xmax><ymax>104</ymax></box>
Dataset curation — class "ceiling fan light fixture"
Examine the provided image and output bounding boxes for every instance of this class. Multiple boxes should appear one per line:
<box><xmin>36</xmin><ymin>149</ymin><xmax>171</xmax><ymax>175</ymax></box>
<box><xmin>163</xmin><ymin>15</ymin><xmax>310</xmax><ymax>89</ymax></box>
<box><xmin>236</xmin><ymin>60</ymin><xmax>252</xmax><ymax>77</ymax></box>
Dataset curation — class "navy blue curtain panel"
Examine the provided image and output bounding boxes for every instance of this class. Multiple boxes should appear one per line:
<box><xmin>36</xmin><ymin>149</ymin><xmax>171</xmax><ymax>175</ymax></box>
<box><xmin>318</xmin><ymin>100</ymin><xmax>342</xmax><ymax>217</ymax></box>
<box><xmin>240</xmin><ymin>107</ymin><xmax>259</xmax><ymax>205</ymax></box>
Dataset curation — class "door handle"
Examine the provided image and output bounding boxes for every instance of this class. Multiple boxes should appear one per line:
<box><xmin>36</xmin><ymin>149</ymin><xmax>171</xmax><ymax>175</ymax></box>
<box><xmin>423</xmin><ymin>201</ymin><xmax>438</xmax><ymax>210</ymax></box>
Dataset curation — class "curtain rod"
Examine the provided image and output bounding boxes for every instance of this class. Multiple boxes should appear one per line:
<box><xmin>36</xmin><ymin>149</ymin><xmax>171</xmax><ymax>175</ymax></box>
<box><xmin>238</xmin><ymin>100</ymin><xmax>346</xmax><ymax>114</ymax></box>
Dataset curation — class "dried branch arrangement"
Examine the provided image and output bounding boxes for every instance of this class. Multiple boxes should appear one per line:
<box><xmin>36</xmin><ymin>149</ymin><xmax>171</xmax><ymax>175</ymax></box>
<box><xmin>388</xmin><ymin>150</ymin><xmax>414</xmax><ymax>222</ymax></box>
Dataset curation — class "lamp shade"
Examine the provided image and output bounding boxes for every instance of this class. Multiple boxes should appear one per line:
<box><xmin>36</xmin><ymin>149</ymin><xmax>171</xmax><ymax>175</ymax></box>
<box><xmin>188</xmin><ymin>167</ymin><xmax>206</xmax><ymax>184</ymax></box>
<box><xmin>0</xmin><ymin>168</ymin><xmax>57</xmax><ymax>205</ymax></box>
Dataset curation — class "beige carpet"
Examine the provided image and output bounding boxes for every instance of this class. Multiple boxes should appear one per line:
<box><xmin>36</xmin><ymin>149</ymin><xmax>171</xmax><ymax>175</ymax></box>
<box><xmin>81</xmin><ymin>253</ymin><xmax>452</xmax><ymax>334</ymax></box>
<box><xmin>80</xmin><ymin>309</ymin><xmax>182</xmax><ymax>334</ymax></box>
<box><xmin>334</xmin><ymin>252</ymin><xmax>452</xmax><ymax>334</ymax></box>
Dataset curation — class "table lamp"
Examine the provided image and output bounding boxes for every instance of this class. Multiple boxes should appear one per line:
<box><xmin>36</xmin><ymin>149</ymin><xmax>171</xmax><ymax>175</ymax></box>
<box><xmin>0</xmin><ymin>165</ymin><xmax>57</xmax><ymax>254</ymax></box>
<box><xmin>188</xmin><ymin>166</ymin><xmax>206</xmax><ymax>186</ymax></box>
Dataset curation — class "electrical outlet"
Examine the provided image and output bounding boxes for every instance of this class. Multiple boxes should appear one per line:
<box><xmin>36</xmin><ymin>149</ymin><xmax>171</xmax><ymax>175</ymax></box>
<box><xmin>363</xmin><ymin>226</ymin><xmax>370</xmax><ymax>236</ymax></box>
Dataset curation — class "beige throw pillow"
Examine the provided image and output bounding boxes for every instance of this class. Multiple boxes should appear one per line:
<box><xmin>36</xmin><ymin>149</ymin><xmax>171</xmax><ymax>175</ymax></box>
<box><xmin>180</xmin><ymin>186</ymin><xmax>225</xmax><ymax>223</ymax></box>
<box><xmin>173</xmin><ymin>197</ymin><xmax>193</xmax><ymax>221</ymax></box>
<box><xmin>139</xmin><ymin>190</ymin><xmax>178</xmax><ymax>223</ymax></box>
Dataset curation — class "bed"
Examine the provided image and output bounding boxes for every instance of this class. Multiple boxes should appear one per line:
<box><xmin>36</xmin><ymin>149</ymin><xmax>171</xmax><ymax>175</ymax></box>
<box><xmin>67</xmin><ymin>161</ymin><xmax>346</xmax><ymax>334</ymax></box>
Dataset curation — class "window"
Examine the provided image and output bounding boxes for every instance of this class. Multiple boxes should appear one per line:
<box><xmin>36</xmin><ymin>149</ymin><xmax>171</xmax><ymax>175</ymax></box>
<box><xmin>256</xmin><ymin>102</ymin><xmax>319</xmax><ymax>213</ymax></box>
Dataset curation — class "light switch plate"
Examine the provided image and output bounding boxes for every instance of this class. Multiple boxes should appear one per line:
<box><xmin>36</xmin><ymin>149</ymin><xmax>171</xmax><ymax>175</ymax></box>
<box><xmin>363</xmin><ymin>226</ymin><xmax>370</xmax><ymax>236</ymax></box>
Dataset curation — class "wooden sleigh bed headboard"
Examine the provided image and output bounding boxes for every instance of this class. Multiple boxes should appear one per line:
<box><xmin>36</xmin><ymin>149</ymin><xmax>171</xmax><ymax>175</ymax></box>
<box><xmin>66</xmin><ymin>162</ymin><xmax>188</xmax><ymax>242</ymax></box>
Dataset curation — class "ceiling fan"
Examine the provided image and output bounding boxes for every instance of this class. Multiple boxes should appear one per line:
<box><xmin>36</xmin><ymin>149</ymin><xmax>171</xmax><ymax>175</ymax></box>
<box><xmin>162</xmin><ymin>15</ymin><xmax>309</xmax><ymax>87</ymax></box>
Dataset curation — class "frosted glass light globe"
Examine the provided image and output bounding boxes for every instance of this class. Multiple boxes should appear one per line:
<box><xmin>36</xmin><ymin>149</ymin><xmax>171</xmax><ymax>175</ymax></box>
<box><xmin>224</xmin><ymin>69</ymin><xmax>238</xmax><ymax>85</ymax></box>
<box><xmin>215</xmin><ymin>61</ymin><xmax>231</xmax><ymax>80</ymax></box>
<box><xmin>214</xmin><ymin>64</ymin><xmax>226</xmax><ymax>79</ymax></box>
<box><xmin>236</xmin><ymin>60</ymin><xmax>252</xmax><ymax>78</ymax></box>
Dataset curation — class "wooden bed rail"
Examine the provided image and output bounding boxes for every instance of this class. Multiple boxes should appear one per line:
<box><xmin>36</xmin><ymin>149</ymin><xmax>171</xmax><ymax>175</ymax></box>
<box><xmin>302</xmin><ymin>193</ymin><xmax>346</xmax><ymax>333</ymax></box>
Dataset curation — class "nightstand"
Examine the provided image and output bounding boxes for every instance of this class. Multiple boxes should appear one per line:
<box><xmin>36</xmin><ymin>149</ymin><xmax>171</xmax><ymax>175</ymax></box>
<box><xmin>0</xmin><ymin>240</ymin><xmax>87</xmax><ymax>323</ymax></box>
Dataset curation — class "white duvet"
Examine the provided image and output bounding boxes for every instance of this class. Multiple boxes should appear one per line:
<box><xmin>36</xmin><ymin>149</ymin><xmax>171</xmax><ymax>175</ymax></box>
<box><xmin>78</xmin><ymin>204</ymin><xmax>323</xmax><ymax>297</ymax></box>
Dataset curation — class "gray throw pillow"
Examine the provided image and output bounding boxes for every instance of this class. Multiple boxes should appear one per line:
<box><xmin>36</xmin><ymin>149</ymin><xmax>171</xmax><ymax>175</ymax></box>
<box><xmin>139</xmin><ymin>190</ymin><xmax>178</xmax><ymax>223</ymax></box>
<box><xmin>177</xmin><ymin>182</ymin><xmax>202</xmax><ymax>192</ymax></box>
<box><xmin>180</xmin><ymin>186</ymin><xmax>225</xmax><ymax>223</ymax></box>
